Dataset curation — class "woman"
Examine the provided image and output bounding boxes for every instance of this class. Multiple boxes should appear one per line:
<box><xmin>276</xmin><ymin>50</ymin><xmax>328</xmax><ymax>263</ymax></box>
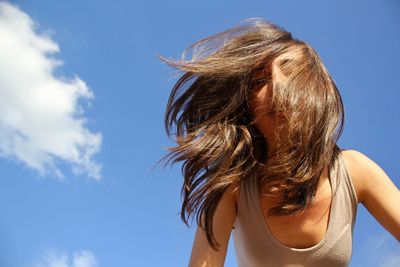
<box><xmin>160</xmin><ymin>18</ymin><xmax>400</xmax><ymax>266</ymax></box>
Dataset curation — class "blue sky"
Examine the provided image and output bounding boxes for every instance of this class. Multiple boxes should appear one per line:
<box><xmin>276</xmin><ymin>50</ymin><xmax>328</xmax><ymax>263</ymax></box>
<box><xmin>0</xmin><ymin>0</ymin><xmax>398</xmax><ymax>266</ymax></box>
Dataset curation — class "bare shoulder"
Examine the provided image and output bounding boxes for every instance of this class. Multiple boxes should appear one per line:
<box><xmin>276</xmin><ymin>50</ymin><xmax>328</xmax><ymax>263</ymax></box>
<box><xmin>226</xmin><ymin>181</ymin><xmax>241</xmax><ymax>212</ymax></box>
<box><xmin>340</xmin><ymin>149</ymin><xmax>400</xmax><ymax>240</ymax></box>
<box><xmin>340</xmin><ymin>149</ymin><xmax>397</xmax><ymax>203</ymax></box>
<box><xmin>339</xmin><ymin>149</ymin><xmax>364</xmax><ymax>201</ymax></box>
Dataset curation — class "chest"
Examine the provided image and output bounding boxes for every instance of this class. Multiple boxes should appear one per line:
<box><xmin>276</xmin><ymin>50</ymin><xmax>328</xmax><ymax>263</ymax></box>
<box><xmin>258</xmin><ymin>176</ymin><xmax>333</xmax><ymax>249</ymax></box>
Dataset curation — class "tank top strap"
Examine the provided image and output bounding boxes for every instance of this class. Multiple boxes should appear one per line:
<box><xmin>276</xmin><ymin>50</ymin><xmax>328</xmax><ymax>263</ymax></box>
<box><xmin>336</xmin><ymin>150</ymin><xmax>359</xmax><ymax>214</ymax></box>
<box><xmin>238</xmin><ymin>172</ymin><xmax>260</xmax><ymax>216</ymax></box>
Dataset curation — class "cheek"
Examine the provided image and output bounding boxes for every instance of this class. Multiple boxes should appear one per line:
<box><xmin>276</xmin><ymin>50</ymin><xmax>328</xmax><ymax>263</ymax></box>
<box><xmin>254</xmin><ymin>115</ymin><xmax>278</xmax><ymax>137</ymax></box>
<box><xmin>250</xmin><ymin>85</ymin><xmax>273</xmax><ymax>119</ymax></box>
<box><xmin>249</xmin><ymin>85</ymin><xmax>272</xmax><ymax>120</ymax></box>
<box><xmin>249</xmin><ymin>88</ymin><xmax>281</xmax><ymax>138</ymax></box>
<box><xmin>250</xmin><ymin>102</ymin><xmax>277</xmax><ymax>137</ymax></box>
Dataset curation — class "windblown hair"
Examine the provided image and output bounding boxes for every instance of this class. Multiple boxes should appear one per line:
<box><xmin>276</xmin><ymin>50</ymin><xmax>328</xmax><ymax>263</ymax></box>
<box><xmin>160</xmin><ymin>18</ymin><xmax>344</xmax><ymax>250</ymax></box>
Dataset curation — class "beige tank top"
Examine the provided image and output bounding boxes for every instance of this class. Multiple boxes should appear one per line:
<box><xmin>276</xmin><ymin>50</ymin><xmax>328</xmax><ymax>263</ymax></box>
<box><xmin>232</xmin><ymin>151</ymin><xmax>358</xmax><ymax>267</ymax></box>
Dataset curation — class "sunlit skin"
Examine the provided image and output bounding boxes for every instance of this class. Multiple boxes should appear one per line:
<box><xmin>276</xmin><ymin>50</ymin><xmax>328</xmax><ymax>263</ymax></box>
<box><xmin>188</xmin><ymin>71</ymin><xmax>400</xmax><ymax>267</ymax></box>
<box><xmin>249</xmin><ymin>68</ymin><xmax>284</xmax><ymax>158</ymax></box>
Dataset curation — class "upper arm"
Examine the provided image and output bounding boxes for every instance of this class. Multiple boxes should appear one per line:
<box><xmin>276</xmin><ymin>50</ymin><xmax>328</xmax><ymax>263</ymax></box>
<box><xmin>342</xmin><ymin>149</ymin><xmax>400</xmax><ymax>240</ymax></box>
<box><xmin>188</xmin><ymin>183</ymin><xmax>240</xmax><ymax>267</ymax></box>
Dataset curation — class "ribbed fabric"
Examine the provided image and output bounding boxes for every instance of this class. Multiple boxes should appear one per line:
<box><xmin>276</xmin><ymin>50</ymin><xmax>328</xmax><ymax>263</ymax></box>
<box><xmin>232</xmin><ymin>150</ymin><xmax>358</xmax><ymax>267</ymax></box>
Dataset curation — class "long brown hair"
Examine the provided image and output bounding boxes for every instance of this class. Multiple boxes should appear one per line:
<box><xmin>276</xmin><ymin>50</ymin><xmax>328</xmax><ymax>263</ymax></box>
<box><xmin>160</xmin><ymin>18</ymin><xmax>344</xmax><ymax>250</ymax></box>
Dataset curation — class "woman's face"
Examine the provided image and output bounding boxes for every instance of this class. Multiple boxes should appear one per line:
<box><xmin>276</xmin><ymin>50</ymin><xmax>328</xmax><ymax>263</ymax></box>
<box><xmin>249</xmin><ymin>68</ymin><xmax>283</xmax><ymax>154</ymax></box>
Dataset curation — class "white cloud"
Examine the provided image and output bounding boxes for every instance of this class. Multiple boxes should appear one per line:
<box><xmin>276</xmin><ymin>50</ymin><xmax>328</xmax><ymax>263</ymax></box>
<box><xmin>34</xmin><ymin>250</ymin><xmax>99</xmax><ymax>267</ymax></box>
<box><xmin>0</xmin><ymin>2</ymin><xmax>102</xmax><ymax>179</ymax></box>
